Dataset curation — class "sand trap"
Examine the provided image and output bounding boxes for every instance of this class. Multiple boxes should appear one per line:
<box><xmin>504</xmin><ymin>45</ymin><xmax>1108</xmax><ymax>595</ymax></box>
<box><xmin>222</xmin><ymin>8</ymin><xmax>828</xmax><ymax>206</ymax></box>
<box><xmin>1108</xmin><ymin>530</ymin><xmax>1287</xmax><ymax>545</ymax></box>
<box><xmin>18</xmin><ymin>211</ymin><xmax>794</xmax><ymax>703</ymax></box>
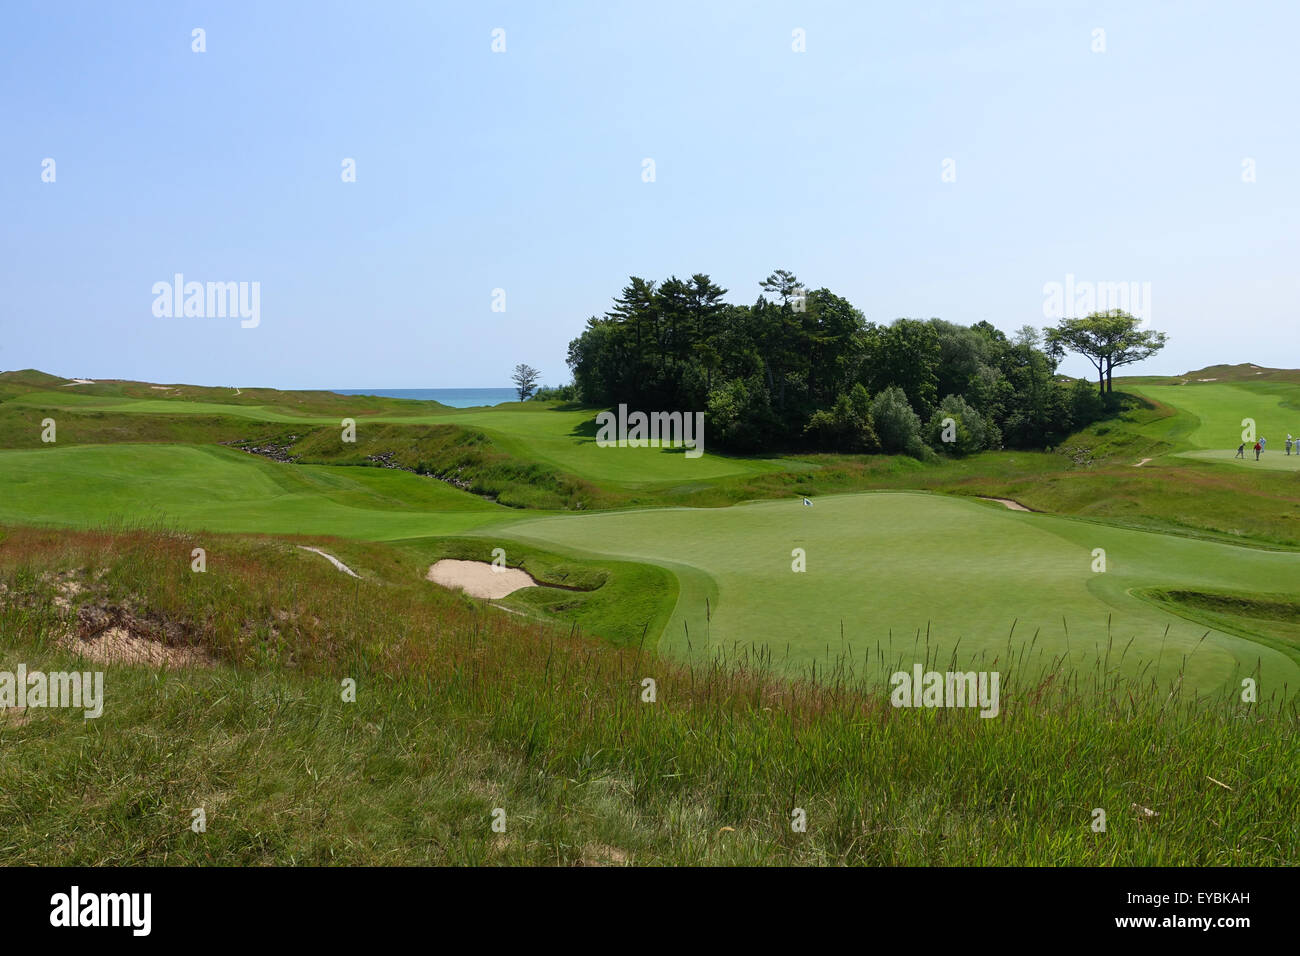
<box><xmin>427</xmin><ymin>559</ymin><xmax>537</xmax><ymax>599</ymax></box>
<box><xmin>1197</xmin><ymin>378</ymin><xmax>1217</xmax><ymax>382</ymax></box>
<box><xmin>297</xmin><ymin>546</ymin><xmax>359</xmax><ymax>578</ymax></box>
<box><xmin>1134</xmin><ymin>457</ymin><xmax>1153</xmax><ymax>467</ymax></box>
<box><xmin>61</xmin><ymin>378</ymin><xmax>94</xmax><ymax>386</ymax></box>
<box><xmin>977</xmin><ymin>496</ymin><xmax>1031</xmax><ymax>512</ymax></box>
<box><xmin>151</xmin><ymin>385</ymin><xmax>174</xmax><ymax>390</ymax></box>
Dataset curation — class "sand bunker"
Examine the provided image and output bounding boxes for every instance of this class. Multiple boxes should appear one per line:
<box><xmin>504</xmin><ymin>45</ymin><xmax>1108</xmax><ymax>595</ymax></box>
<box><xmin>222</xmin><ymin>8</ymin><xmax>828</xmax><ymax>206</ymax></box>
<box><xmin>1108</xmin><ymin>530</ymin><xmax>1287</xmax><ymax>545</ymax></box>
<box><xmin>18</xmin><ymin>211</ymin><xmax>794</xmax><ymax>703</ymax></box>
<box><xmin>977</xmin><ymin>496</ymin><xmax>1031</xmax><ymax>512</ymax></box>
<box><xmin>426</xmin><ymin>559</ymin><xmax>537</xmax><ymax>599</ymax></box>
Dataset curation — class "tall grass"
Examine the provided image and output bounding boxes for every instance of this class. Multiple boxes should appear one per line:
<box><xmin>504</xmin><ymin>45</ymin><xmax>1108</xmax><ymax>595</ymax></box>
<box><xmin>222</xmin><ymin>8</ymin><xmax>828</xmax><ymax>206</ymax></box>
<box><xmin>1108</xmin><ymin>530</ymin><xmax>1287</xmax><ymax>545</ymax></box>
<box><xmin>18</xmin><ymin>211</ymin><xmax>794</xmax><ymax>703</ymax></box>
<box><xmin>0</xmin><ymin>526</ymin><xmax>1294</xmax><ymax>865</ymax></box>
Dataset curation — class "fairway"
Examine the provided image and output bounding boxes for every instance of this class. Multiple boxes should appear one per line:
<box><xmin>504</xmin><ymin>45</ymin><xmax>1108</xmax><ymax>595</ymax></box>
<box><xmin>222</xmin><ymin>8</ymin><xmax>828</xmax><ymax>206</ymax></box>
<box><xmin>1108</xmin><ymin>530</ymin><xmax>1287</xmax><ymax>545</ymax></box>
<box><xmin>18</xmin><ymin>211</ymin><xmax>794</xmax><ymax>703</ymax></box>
<box><xmin>503</xmin><ymin>492</ymin><xmax>1300</xmax><ymax>691</ymax></box>
<box><xmin>0</xmin><ymin>444</ymin><xmax>513</xmax><ymax>540</ymax></box>
<box><xmin>6</xmin><ymin>392</ymin><xmax>783</xmax><ymax>484</ymax></box>
<box><xmin>1131</xmin><ymin>381</ymin><xmax>1300</xmax><ymax>454</ymax></box>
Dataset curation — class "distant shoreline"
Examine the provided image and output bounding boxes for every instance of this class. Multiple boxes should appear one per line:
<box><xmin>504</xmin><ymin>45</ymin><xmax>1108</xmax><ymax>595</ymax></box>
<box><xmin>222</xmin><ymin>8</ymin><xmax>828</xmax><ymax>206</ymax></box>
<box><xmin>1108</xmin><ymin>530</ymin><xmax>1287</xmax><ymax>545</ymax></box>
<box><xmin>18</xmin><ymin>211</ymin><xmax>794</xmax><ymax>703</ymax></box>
<box><xmin>330</xmin><ymin>387</ymin><xmax>517</xmax><ymax>409</ymax></box>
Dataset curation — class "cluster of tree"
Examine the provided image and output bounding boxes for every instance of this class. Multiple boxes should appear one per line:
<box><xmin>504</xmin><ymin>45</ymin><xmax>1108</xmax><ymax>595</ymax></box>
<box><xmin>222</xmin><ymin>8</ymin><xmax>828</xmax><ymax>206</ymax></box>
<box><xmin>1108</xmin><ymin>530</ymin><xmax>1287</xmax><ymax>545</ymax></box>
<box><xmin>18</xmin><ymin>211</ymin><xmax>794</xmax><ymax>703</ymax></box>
<box><xmin>563</xmin><ymin>271</ymin><xmax>1163</xmax><ymax>456</ymax></box>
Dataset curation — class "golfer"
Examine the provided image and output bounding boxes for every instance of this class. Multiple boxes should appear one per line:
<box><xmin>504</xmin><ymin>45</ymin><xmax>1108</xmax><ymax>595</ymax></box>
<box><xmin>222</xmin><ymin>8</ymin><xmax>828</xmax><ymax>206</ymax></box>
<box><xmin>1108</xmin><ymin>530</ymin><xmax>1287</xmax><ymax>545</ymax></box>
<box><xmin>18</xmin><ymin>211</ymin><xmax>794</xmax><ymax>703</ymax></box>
<box><xmin>1254</xmin><ymin>441</ymin><xmax>1262</xmax><ymax>460</ymax></box>
<box><xmin>1287</xmin><ymin>435</ymin><xmax>1293</xmax><ymax>455</ymax></box>
<box><xmin>1235</xmin><ymin>442</ymin><xmax>1246</xmax><ymax>459</ymax></box>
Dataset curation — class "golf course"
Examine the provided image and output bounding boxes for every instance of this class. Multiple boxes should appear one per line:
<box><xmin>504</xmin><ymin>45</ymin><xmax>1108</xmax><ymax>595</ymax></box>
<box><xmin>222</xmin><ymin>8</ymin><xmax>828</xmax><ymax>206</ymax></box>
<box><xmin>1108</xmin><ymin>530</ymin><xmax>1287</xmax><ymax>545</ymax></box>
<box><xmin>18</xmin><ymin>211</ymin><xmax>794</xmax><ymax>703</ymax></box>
<box><xmin>3</xmin><ymin>366</ymin><xmax>1300</xmax><ymax>694</ymax></box>
<box><xmin>3</xmin><ymin>365</ymin><xmax>1299</xmax><ymax>866</ymax></box>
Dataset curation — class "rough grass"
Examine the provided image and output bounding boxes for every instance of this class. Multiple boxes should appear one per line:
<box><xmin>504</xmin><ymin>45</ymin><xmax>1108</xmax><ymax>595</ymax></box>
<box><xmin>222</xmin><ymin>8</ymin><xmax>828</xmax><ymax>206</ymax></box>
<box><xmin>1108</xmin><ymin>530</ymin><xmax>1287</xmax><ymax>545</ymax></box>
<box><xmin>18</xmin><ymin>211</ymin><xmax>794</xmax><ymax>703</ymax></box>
<box><xmin>0</xmin><ymin>526</ymin><xmax>1294</xmax><ymax>865</ymax></box>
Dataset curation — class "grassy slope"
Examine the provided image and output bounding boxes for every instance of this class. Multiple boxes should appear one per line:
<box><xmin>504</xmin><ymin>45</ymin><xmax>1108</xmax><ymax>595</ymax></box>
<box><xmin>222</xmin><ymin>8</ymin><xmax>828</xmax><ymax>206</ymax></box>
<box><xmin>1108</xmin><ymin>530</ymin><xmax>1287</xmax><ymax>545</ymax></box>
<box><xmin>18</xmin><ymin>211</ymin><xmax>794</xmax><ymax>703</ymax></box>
<box><xmin>1</xmin><ymin>527</ymin><xmax>1293</xmax><ymax>866</ymax></box>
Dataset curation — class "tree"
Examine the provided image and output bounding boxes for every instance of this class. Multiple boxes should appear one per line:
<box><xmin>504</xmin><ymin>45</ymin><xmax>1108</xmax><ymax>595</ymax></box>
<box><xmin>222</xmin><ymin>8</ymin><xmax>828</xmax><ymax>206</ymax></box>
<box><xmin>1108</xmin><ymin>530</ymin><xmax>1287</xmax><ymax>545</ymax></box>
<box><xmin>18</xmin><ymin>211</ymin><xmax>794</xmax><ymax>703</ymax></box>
<box><xmin>1044</xmin><ymin>313</ymin><xmax>1126</xmax><ymax>396</ymax></box>
<box><xmin>804</xmin><ymin>383</ymin><xmax>879</xmax><ymax>452</ymax></box>
<box><xmin>511</xmin><ymin>363</ymin><xmax>541</xmax><ymax>401</ymax></box>
<box><xmin>1104</xmin><ymin>311</ymin><xmax>1168</xmax><ymax>392</ymax></box>
<box><xmin>871</xmin><ymin>386</ymin><xmax>926</xmax><ymax>457</ymax></box>
<box><xmin>1045</xmin><ymin>311</ymin><xmax>1168</xmax><ymax>395</ymax></box>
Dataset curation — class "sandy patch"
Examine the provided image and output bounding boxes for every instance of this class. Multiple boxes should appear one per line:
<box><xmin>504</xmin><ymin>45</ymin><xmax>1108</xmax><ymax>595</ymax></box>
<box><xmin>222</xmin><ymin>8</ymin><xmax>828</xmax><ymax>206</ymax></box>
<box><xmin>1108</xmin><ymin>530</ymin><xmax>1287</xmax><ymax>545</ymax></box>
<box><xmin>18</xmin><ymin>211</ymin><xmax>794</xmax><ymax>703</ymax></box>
<box><xmin>1134</xmin><ymin>458</ymin><xmax>1153</xmax><ymax>467</ymax></box>
<box><xmin>57</xmin><ymin>601</ymin><xmax>213</xmax><ymax>668</ymax></box>
<box><xmin>427</xmin><ymin>559</ymin><xmax>537</xmax><ymax>599</ymax></box>
<box><xmin>580</xmin><ymin>844</ymin><xmax>630</xmax><ymax>866</ymax></box>
<box><xmin>297</xmin><ymin>546</ymin><xmax>359</xmax><ymax>578</ymax></box>
<box><xmin>1197</xmin><ymin>378</ymin><xmax>1217</xmax><ymax>382</ymax></box>
<box><xmin>151</xmin><ymin>385</ymin><xmax>174</xmax><ymax>390</ymax></box>
<box><xmin>61</xmin><ymin>379</ymin><xmax>94</xmax><ymax>386</ymax></box>
<box><xmin>977</xmin><ymin>497</ymin><xmax>1031</xmax><ymax>512</ymax></box>
<box><xmin>61</xmin><ymin>626</ymin><xmax>211</xmax><ymax>668</ymax></box>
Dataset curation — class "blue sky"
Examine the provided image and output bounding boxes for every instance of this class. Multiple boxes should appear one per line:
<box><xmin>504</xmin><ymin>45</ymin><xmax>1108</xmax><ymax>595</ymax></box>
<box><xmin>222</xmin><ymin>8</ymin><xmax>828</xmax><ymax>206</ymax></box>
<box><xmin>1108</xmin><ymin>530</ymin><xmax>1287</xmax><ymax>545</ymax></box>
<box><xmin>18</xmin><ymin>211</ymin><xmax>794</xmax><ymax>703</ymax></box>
<box><xmin>2</xmin><ymin>0</ymin><xmax>1296</xmax><ymax>388</ymax></box>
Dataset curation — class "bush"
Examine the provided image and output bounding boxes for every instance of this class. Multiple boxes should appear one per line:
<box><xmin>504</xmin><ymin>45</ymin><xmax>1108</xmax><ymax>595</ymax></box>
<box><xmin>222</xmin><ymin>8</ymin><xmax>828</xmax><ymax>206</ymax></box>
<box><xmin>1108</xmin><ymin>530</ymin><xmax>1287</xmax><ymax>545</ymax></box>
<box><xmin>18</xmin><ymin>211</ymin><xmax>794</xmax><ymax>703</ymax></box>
<box><xmin>531</xmin><ymin>384</ymin><xmax>578</xmax><ymax>402</ymax></box>
<box><xmin>925</xmin><ymin>394</ymin><xmax>992</xmax><ymax>456</ymax></box>
<box><xmin>870</xmin><ymin>386</ymin><xmax>926</xmax><ymax>458</ymax></box>
<box><xmin>804</xmin><ymin>384</ymin><xmax>880</xmax><ymax>453</ymax></box>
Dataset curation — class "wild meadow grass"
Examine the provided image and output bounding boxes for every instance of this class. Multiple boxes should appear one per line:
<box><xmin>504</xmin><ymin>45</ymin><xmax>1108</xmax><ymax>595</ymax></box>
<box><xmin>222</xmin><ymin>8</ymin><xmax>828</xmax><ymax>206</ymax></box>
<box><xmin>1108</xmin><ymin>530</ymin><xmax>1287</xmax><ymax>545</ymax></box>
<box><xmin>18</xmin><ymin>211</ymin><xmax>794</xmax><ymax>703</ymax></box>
<box><xmin>0</xmin><ymin>526</ymin><xmax>1293</xmax><ymax>865</ymax></box>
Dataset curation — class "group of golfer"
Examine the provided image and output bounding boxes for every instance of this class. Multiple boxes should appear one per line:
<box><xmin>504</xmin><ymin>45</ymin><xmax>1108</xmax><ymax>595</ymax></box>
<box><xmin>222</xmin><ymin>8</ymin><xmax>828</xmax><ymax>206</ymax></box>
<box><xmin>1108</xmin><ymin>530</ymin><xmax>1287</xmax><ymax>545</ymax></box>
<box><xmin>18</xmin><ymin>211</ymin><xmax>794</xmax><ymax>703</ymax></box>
<box><xmin>1234</xmin><ymin>435</ymin><xmax>1297</xmax><ymax>460</ymax></box>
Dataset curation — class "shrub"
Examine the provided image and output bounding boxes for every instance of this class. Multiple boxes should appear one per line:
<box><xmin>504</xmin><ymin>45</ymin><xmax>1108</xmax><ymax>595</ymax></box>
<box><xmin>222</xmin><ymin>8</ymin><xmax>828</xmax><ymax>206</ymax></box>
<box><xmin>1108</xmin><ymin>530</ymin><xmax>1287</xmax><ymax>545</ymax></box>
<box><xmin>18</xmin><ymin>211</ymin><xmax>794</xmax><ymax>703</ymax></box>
<box><xmin>925</xmin><ymin>394</ymin><xmax>992</xmax><ymax>455</ymax></box>
<box><xmin>870</xmin><ymin>386</ymin><xmax>926</xmax><ymax>458</ymax></box>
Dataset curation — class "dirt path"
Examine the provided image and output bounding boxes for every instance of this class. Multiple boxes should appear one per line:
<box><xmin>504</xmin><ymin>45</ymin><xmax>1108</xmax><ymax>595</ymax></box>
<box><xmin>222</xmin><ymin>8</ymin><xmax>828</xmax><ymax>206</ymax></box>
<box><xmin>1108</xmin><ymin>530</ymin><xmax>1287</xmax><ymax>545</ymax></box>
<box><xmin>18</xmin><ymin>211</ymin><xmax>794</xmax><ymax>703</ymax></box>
<box><xmin>427</xmin><ymin>559</ymin><xmax>536</xmax><ymax>599</ymax></box>
<box><xmin>297</xmin><ymin>546</ymin><xmax>359</xmax><ymax>578</ymax></box>
<box><xmin>977</xmin><ymin>496</ymin><xmax>1031</xmax><ymax>512</ymax></box>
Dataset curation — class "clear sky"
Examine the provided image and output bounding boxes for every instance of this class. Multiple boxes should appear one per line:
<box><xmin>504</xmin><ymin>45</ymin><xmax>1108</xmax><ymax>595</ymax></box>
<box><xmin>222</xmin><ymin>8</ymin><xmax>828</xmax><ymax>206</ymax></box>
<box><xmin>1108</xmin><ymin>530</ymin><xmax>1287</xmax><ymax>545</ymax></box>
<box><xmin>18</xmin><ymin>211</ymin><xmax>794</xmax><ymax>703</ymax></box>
<box><xmin>3</xmin><ymin>1</ymin><xmax>1296</xmax><ymax>388</ymax></box>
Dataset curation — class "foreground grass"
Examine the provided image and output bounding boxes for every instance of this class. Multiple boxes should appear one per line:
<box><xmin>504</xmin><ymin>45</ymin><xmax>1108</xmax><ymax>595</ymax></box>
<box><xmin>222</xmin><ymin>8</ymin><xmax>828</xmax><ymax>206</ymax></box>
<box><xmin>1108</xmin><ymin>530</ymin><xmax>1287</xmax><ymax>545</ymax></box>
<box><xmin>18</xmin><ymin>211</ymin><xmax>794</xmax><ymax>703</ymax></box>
<box><xmin>0</xmin><ymin>526</ymin><xmax>1294</xmax><ymax>865</ymax></box>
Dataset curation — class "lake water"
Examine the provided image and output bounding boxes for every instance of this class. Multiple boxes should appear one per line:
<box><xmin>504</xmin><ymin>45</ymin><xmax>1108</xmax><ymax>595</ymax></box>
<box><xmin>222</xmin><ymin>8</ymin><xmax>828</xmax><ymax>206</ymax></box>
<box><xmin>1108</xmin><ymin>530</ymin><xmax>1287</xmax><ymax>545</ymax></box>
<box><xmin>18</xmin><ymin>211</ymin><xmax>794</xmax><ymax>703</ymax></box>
<box><xmin>330</xmin><ymin>388</ymin><xmax>519</xmax><ymax>408</ymax></box>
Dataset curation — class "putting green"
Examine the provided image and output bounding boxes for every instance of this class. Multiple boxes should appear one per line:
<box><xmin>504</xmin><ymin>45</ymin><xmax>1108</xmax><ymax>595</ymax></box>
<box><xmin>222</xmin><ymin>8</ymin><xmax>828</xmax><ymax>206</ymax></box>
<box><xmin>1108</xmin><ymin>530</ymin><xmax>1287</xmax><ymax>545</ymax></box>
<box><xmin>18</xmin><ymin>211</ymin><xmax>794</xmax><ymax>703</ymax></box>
<box><xmin>1179</xmin><ymin>448</ymin><xmax>1300</xmax><ymax>471</ymax></box>
<box><xmin>502</xmin><ymin>492</ymin><xmax>1300</xmax><ymax>692</ymax></box>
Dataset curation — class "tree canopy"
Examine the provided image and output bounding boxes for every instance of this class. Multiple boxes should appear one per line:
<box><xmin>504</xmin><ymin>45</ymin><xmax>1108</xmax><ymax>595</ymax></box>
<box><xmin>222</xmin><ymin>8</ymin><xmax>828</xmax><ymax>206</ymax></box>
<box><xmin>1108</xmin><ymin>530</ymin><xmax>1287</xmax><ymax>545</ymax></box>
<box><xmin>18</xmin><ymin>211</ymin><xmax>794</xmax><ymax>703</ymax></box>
<box><xmin>1044</xmin><ymin>310</ymin><xmax>1168</xmax><ymax>394</ymax></box>
<box><xmin>567</xmin><ymin>271</ymin><xmax>1139</xmax><ymax>457</ymax></box>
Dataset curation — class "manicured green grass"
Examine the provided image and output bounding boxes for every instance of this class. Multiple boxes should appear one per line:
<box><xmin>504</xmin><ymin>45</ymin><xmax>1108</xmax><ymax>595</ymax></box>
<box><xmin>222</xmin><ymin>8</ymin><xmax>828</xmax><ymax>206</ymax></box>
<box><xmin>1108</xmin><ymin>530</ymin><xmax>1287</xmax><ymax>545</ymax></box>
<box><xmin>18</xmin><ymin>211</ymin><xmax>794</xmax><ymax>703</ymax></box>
<box><xmin>503</xmin><ymin>492</ymin><xmax>1300</xmax><ymax>691</ymax></box>
<box><xmin>0</xmin><ymin>444</ymin><xmax>513</xmax><ymax>539</ymax></box>
<box><xmin>1179</xmin><ymin>448</ymin><xmax>1300</xmax><ymax>471</ymax></box>
<box><xmin>1130</xmin><ymin>381</ymin><xmax>1300</xmax><ymax>452</ymax></box>
<box><xmin>5</xmin><ymin>391</ymin><xmax>782</xmax><ymax>484</ymax></box>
